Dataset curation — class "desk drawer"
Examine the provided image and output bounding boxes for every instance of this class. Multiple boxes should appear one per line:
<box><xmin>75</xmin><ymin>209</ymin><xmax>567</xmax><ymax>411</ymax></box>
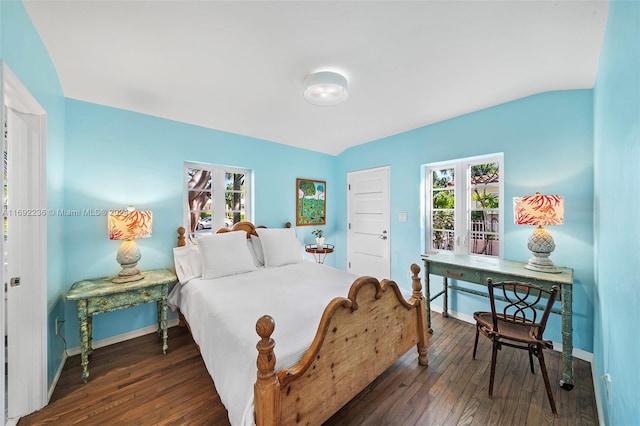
<box><xmin>87</xmin><ymin>286</ymin><xmax>164</xmax><ymax>314</ymax></box>
<box><xmin>428</xmin><ymin>263</ymin><xmax>483</xmax><ymax>284</ymax></box>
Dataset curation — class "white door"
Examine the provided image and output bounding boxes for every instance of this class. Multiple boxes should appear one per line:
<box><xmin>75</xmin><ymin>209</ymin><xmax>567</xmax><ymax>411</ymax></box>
<box><xmin>347</xmin><ymin>167</ymin><xmax>390</xmax><ymax>280</ymax></box>
<box><xmin>1</xmin><ymin>63</ymin><xmax>48</xmax><ymax>423</ymax></box>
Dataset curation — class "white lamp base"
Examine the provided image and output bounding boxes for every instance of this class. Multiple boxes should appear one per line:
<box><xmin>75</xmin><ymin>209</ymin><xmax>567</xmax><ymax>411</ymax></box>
<box><xmin>524</xmin><ymin>252</ymin><xmax>561</xmax><ymax>274</ymax></box>
<box><xmin>525</xmin><ymin>225</ymin><xmax>561</xmax><ymax>274</ymax></box>
<box><xmin>113</xmin><ymin>240</ymin><xmax>145</xmax><ymax>283</ymax></box>
<box><xmin>112</xmin><ymin>271</ymin><xmax>144</xmax><ymax>283</ymax></box>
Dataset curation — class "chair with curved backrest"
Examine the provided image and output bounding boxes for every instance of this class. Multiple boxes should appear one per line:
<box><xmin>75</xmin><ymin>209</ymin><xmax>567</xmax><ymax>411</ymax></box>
<box><xmin>473</xmin><ymin>279</ymin><xmax>559</xmax><ymax>415</ymax></box>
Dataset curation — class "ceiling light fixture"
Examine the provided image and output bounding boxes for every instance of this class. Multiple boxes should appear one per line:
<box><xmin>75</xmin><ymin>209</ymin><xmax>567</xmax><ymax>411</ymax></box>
<box><xmin>303</xmin><ymin>71</ymin><xmax>348</xmax><ymax>107</ymax></box>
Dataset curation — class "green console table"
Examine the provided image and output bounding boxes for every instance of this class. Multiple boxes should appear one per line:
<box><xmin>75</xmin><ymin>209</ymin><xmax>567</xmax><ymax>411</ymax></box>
<box><xmin>421</xmin><ymin>252</ymin><xmax>575</xmax><ymax>390</ymax></box>
<box><xmin>66</xmin><ymin>269</ymin><xmax>177</xmax><ymax>383</ymax></box>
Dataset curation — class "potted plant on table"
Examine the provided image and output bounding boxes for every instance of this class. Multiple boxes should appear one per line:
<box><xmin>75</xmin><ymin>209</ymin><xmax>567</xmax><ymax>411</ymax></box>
<box><xmin>312</xmin><ymin>229</ymin><xmax>325</xmax><ymax>249</ymax></box>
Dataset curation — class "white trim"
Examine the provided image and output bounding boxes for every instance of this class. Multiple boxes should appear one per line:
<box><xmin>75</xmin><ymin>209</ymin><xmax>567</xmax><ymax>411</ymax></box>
<box><xmin>2</xmin><ymin>64</ymin><xmax>46</xmax><ymax>115</ymax></box>
<box><xmin>2</xmin><ymin>62</ymin><xmax>48</xmax><ymax>421</ymax></box>
<box><xmin>1</xmin><ymin>66</ymin><xmax>4</xmax><ymax>426</ymax></box>
<box><xmin>422</xmin><ymin>153</ymin><xmax>504</xmax><ymax>259</ymax></box>
<box><xmin>429</xmin><ymin>304</ymin><xmax>593</xmax><ymax>362</ymax></box>
<box><xmin>593</xmin><ymin>363</ymin><xmax>606</xmax><ymax>426</ymax></box>
<box><xmin>430</xmin><ymin>303</ymin><xmax>476</xmax><ymax>324</ymax></box>
<box><xmin>183</xmin><ymin>162</ymin><xmax>252</xmax><ymax>238</ymax></box>
<box><xmin>48</xmin><ymin>352</ymin><xmax>67</xmax><ymax>401</ymax></box>
<box><xmin>553</xmin><ymin>342</ymin><xmax>593</xmax><ymax>363</ymax></box>
<box><xmin>66</xmin><ymin>319</ymin><xmax>180</xmax><ymax>356</ymax></box>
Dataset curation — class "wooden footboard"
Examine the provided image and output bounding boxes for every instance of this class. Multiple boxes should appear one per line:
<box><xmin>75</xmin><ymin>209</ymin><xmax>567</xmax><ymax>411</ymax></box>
<box><xmin>255</xmin><ymin>264</ymin><xmax>429</xmax><ymax>426</ymax></box>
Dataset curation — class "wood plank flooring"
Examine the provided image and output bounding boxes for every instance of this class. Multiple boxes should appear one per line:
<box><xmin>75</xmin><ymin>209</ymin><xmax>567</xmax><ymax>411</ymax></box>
<box><xmin>19</xmin><ymin>312</ymin><xmax>598</xmax><ymax>425</ymax></box>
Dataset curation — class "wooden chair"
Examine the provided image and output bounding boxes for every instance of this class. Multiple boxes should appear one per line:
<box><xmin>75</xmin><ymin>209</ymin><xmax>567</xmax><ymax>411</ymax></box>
<box><xmin>473</xmin><ymin>279</ymin><xmax>559</xmax><ymax>415</ymax></box>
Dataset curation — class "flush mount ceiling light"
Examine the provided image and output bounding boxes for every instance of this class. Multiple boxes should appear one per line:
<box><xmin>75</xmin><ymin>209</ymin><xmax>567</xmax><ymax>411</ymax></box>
<box><xmin>303</xmin><ymin>71</ymin><xmax>348</xmax><ymax>106</ymax></box>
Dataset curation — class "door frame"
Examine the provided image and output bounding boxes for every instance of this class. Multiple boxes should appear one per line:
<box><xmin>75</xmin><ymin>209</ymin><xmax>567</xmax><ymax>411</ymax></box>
<box><xmin>346</xmin><ymin>166</ymin><xmax>391</xmax><ymax>279</ymax></box>
<box><xmin>1</xmin><ymin>62</ymin><xmax>48</xmax><ymax>423</ymax></box>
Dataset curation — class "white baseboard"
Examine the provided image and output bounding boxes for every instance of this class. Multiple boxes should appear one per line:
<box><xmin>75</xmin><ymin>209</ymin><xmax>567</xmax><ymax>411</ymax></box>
<box><xmin>66</xmin><ymin>318</ymin><xmax>179</xmax><ymax>356</ymax></box>
<box><xmin>429</xmin><ymin>305</ymin><xmax>593</xmax><ymax>362</ymax></box>
<box><xmin>592</xmin><ymin>364</ymin><xmax>606</xmax><ymax>426</ymax></box>
<box><xmin>430</xmin><ymin>304</ymin><xmax>475</xmax><ymax>324</ymax></box>
<box><xmin>48</xmin><ymin>350</ymin><xmax>67</xmax><ymax>402</ymax></box>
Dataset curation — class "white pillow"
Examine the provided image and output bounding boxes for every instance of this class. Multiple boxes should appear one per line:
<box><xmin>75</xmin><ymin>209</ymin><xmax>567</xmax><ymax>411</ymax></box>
<box><xmin>250</xmin><ymin>234</ymin><xmax>265</xmax><ymax>265</ymax></box>
<box><xmin>172</xmin><ymin>245</ymin><xmax>202</xmax><ymax>284</ymax></box>
<box><xmin>198</xmin><ymin>231</ymin><xmax>257</xmax><ymax>279</ymax></box>
<box><xmin>256</xmin><ymin>227</ymin><xmax>303</xmax><ymax>267</ymax></box>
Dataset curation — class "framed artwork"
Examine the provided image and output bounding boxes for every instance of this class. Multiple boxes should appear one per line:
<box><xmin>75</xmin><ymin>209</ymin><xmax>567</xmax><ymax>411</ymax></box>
<box><xmin>296</xmin><ymin>178</ymin><xmax>326</xmax><ymax>226</ymax></box>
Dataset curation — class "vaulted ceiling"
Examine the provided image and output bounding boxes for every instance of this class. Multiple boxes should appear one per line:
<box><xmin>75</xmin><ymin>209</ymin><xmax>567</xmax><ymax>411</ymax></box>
<box><xmin>24</xmin><ymin>1</ymin><xmax>608</xmax><ymax>155</ymax></box>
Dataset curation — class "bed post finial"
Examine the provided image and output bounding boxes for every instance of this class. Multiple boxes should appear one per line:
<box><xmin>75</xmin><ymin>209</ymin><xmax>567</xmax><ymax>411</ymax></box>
<box><xmin>255</xmin><ymin>315</ymin><xmax>281</xmax><ymax>426</ymax></box>
<box><xmin>410</xmin><ymin>263</ymin><xmax>423</xmax><ymax>297</ymax></box>
<box><xmin>410</xmin><ymin>263</ymin><xmax>429</xmax><ymax>366</ymax></box>
<box><xmin>177</xmin><ymin>227</ymin><xmax>186</xmax><ymax>247</ymax></box>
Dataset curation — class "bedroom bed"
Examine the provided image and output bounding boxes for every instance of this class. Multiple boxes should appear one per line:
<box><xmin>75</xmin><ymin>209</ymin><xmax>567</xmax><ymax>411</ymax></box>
<box><xmin>169</xmin><ymin>221</ymin><xmax>428</xmax><ymax>425</ymax></box>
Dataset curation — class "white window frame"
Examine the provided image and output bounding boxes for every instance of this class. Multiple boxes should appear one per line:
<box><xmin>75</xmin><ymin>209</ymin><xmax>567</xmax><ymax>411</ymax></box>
<box><xmin>423</xmin><ymin>153</ymin><xmax>504</xmax><ymax>258</ymax></box>
<box><xmin>183</xmin><ymin>162</ymin><xmax>252</xmax><ymax>239</ymax></box>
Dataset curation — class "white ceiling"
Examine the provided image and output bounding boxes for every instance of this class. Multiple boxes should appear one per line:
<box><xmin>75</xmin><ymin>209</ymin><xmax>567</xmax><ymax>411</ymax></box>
<box><xmin>24</xmin><ymin>1</ymin><xmax>608</xmax><ymax>155</ymax></box>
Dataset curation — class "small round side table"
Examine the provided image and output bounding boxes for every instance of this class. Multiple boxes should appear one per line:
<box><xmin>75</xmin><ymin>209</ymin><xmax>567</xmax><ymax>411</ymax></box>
<box><xmin>305</xmin><ymin>244</ymin><xmax>335</xmax><ymax>264</ymax></box>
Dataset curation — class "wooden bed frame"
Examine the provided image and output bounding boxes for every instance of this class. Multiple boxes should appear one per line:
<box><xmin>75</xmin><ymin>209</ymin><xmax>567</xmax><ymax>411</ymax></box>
<box><xmin>176</xmin><ymin>222</ymin><xmax>429</xmax><ymax>426</ymax></box>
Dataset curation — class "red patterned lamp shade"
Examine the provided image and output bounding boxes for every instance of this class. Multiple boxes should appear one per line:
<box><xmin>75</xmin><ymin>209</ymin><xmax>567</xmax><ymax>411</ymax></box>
<box><xmin>108</xmin><ymin>209</ymin><xmax>153</xmax><ymax>240</ymax></box>
<box><xmin>513</xmin><ymin>193</ymin><xmax>564</xmax><ymax>273</ymax></box>
<box><xmin>108</xmin><ymin>208</ymin><xmax>153</xmax><ymax>283</ymax></box>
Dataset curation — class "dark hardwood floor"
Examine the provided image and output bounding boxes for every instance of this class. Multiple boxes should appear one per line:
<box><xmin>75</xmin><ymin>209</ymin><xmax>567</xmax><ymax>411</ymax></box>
<box><xmin>20</xmin><ymin>312</ymin><xmax>598</xmax><ymax>425</ymax></box>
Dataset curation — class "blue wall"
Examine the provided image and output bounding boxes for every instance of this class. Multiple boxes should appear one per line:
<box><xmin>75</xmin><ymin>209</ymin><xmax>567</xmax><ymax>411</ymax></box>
<box><xmin>63</xmin><ymin>99</ymin><xmax>337</xmax><ymax>347</ymax></box>
<box><xmin>593</xmin><ymin>0</ymin><xmax>640</xmax><ymax>423</ymax></box>
<box><xmin>336</xmin><ymin>90</ymin><xmax>595</xmax><ymax>352</ymax></box>
<box><xmin>1</xmin><ymin>0</ymin><xmax>67</xmax><ymax>385</ymax></box>
<box><xmin>63</xmin><ymin>91</ymin><xmax>597</xmax><ymax>354</ymax></box>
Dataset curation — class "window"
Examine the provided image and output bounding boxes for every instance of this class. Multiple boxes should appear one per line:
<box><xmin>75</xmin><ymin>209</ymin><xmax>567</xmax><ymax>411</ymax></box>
<box><xmin>424</xmin><ymin>153</ymin><xmax>503</xmax><ymax>258</ymax></box>
<box><xmin>184</xmin><ymin>162</ymin><xmax>251</xmax><ymax>240</ymax></box>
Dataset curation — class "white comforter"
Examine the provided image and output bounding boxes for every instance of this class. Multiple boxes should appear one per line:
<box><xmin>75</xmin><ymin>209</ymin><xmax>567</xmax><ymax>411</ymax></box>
<box><xmin>168</xmin><ymin>261</ymin><xmax>358</xmax><ymax>426</ymax></box>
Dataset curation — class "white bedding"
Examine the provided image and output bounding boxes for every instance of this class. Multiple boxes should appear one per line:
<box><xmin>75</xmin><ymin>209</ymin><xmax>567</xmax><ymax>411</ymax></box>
<box><xmin>168</xmin><ymin>261</ymin><xmax>358</xmax><ymax>426</ymax></box>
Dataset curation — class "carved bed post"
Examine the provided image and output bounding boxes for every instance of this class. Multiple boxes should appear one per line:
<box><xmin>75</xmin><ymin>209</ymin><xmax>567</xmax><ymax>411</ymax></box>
<box><xmin>176</xmin><ymin>227</ymin><xmax>187</xmax><ymax>327</ymax></box>
<box><xmin>177</xmin><ymin>226</ymin><xmax>186</xmax><ymax>247</ymax></box>
<box><xmin>410</xmin><ymin>263</ymin><xmax>429</xmax><ymax>366</ymax></box>
<box><xmin>255</xmin><ymin>315</ymin><xmax>281</xmax><ymax>426</ymax></box>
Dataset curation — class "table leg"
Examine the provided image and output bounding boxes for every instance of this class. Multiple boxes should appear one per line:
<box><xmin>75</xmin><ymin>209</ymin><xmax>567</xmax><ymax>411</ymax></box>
<box><xmin>560</xmin><ymin>283</ymin><xmax>574</xmax><ymax>390</ymax></box>
<box><xmin>160</xmin><ymin>295</ymin><xmax>168</xmax><ymax>354</ymax></box>
<box><xmin>156</xmin><ymin>300</ymin><xmax>162</xmax><ymax>336</ymax></box>
<box><xmin>442</xmin><ymin>276</ymin><xmax>449</xmax><ymax>318</ymax></box>
<box><xmin>78</xmin><ymin>299</ymin><xmax>90</xmax><ymax>383</ymax></box>
<box><xmin>424</xmin><ymin>266</ymin><xmax>433</xmax><ymax>334</ymax></box>
<box><xmin>87</xmin><ymin>314</ymin><xmax>93</xmax><ymax>356</ymax></box>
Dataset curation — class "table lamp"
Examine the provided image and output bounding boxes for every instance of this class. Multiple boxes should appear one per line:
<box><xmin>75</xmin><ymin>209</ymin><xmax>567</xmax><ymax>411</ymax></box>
<box><xmin>108</xmin><ymin>207</ymin><xmax>153</xmax><ymax>283</ymax></box>
<box><xmin>513</xmin><ymin>193</ymin><xmax>564</xmax><ymax>273</ymax></box>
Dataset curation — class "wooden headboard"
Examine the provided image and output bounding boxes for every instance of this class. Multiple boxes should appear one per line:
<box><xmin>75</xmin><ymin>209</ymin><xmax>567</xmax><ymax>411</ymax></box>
<box><xmin>177</xmin><ymin>221</ymin><xmax>291</xmax><ymax>247</ymax></box>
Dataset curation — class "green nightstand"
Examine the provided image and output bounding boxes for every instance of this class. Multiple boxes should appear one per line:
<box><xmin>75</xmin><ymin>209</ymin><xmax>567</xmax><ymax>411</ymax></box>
<box><xmin>66</xmin><ymin>269</ymin><xmax>177</xmax><ymax>383</ymax></box>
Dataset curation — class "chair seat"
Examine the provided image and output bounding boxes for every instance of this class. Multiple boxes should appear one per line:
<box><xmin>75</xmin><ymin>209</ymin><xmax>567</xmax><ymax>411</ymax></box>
<box><xmin>473</xmin><ymin>311</ymin><xmax>541</xmax><ymax>345</ymax></box>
